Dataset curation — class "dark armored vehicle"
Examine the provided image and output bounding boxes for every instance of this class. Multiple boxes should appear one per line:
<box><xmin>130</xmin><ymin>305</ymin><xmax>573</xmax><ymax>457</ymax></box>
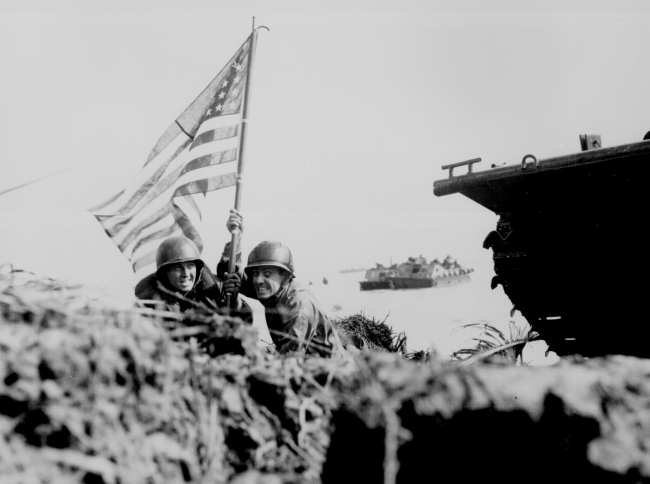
<box><xmin>434</xmin><ymin>133</ymin><xmax>650</xmax><ymax>357</ymax></box>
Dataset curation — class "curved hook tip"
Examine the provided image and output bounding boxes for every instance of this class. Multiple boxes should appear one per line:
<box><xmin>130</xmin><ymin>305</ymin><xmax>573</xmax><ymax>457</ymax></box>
<box><xmin>256</xmin><ymin>25</ymin><xmax>270</xmax><ymax>32</ymax></box>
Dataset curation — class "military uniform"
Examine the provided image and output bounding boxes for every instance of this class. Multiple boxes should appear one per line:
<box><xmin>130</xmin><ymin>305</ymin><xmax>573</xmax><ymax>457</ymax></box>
<box><xmin>240</xmin><ymin>240</ymin><xmax>344</xmax><ymax>357</ymax></box>
<box><xmin>135</xmin><ymin>236</ymin><xmax>252</xmax><ymax>324</ymax></box>
<box><xmin>243</xmin><ymin>278</ymin><xmax>341</xmax><ymax>356</ymax></box>
<box><xmin>135</xmin><ymin>268</ymin><xmax>252</xmax><ymax>323</ymax></box>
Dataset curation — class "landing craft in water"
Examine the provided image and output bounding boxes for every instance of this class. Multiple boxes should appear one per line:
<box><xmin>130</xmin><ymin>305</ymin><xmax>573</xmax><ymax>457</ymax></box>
<box><xmin>359</xmin><ymin>255</ymin><xmax>473</xmax><ymax>291</ymax></box>
<box><xmin>339</xmin><ymin>267</ymin><xmax>365</xmax><ymax>274</ymax></box>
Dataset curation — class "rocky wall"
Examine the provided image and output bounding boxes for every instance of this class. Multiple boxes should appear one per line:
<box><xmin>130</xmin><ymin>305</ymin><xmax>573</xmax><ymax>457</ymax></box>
<box><xmin>325</xmin><ymin>353</ymin><xmax>650</xmax><ymax>483</ymax></box>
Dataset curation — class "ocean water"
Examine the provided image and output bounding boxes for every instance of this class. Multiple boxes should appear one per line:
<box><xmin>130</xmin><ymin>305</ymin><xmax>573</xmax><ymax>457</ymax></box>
<box><xmin>245</xmin><ymin>262</ymin><xmax>559</xmax><ymax>366</ymax></box>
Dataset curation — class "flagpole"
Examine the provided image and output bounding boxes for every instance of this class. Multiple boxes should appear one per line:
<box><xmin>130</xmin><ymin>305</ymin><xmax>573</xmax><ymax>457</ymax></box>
<box><xmin>226</xmin><ymin>20</ymin><xmax>262</xmax><ymax>305</ymax></box>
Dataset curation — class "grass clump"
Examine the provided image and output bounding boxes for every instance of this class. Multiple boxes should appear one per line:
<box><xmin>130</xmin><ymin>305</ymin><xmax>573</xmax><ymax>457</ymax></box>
<box><xmin>451</xmin><ymin>321</ymin><xmax>539</xmax><ymax>366</ymax></box>
<box><xmin>333</xmin><ymin>312</ymin><xmax>407</xmax><ymax>355</ymax></box>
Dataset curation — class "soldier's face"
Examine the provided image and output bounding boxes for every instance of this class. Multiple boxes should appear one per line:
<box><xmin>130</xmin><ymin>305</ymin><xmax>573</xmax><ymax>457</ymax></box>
<box><xmin>166</xmin><ymin>261</ymin><xmax>196</xmax><ymax>293</ymax></box>
<box><xmin>251</xmin><ymin>266</ymin><xmax>287</xmax><ymax>300</ymax></box>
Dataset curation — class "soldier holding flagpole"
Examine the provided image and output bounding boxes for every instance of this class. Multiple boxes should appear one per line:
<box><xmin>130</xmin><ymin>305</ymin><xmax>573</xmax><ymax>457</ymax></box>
<box><xmin>90</xmin><ymin>20</ymin><xmax>345</xmax><ymax>356</ymax></box>
<box><xmin>224</xmin><ymin>210</ymin><xmax>346</xmax><ymax>358</ymax></box>
<box><xmin>134</xmin><ymin>234</ymin><xmax>253</xmax><ymax>324</ymax></box>
<box><xmin>90</xmin><ymin>22</ymin><xmax>267</xmax><ymax>326</ymax></box>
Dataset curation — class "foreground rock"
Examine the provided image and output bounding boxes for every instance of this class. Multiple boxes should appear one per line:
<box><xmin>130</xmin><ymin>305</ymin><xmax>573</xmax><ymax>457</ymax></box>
<box><xmin>1</xmin><ymin>271</ymin><xmax>649</xmax><ymax>483</ymax></box>
<box><xmin>326</xmin><ymin>353</ymin><xmax>650</xmax><ymax>483</ymax></box>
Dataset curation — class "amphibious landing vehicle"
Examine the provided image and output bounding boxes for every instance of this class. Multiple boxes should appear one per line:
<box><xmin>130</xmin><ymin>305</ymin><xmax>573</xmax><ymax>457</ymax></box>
<box><xmin>360</xmin><ymin>255</ymin><xmax>473</xmax><ymax>291</ymax></box>
<box><xmin>433</xmin><ymin>132</ymin><xmax>650</xmax><ymax>357</ymax></box>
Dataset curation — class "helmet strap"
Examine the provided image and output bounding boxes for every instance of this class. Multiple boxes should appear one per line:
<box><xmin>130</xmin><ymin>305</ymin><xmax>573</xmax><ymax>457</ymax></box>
<box><xmin>280</xmin><ymin>270</ymin><xmax>293</xmax><ymax>286</ymax></box>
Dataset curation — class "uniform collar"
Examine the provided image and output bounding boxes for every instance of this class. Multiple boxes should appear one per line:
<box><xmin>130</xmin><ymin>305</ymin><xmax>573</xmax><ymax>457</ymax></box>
<box><xmin>261</xmin><ymin>279</ymin><xmax>294</xmax><ymax>306</ymax></box>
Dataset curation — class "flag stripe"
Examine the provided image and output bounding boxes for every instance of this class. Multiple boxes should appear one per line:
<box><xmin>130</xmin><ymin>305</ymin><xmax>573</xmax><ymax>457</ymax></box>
<box><xmin>186</xmin><ymin>127</ymin><xmax>240</xmax><ymax>160</ymax></box>
<box><xmin>174</xmin><ymin>42</ymin><xmax>249</xmax><ymax>140</ymax></box>
<box><xmin>132</xmin><ymin>248</ymin><xmax>159</xmax><ymax>273</ymax></box>
<box><xmin>190</xmin><ymin>125</ymin><xmax>239</xmax><ymax>151</ymax></box>
<box><xmin>183</xmin><ymin>148</ymin><xmax>237</xmax><ymax>176</ymax></box>
<box><xmin>112</xmin><ymin>171</ymin><xmax>236</xmax><ymax>253</ymax></box>
<box><xmin>102</xmin><ymin>148</ymin><xmax>236</xmax><ymax>238</ymax></box>
<box><xmin>172</xmin><ymin>202</ymin><xmax>203</xmax><ymax>251</ymax></box>
<box><xmin>90</xmin><ymin>34</ymin><xmax>253</xmax><ymax>280</ymax></box>
<box><xmin>174</xmin><ymin>173</ymin><xmax>237</xmax><ymax>198</ymax></box>
<box><xmin>194</xmin><ymin>112</ymin><xmax>243</xmax><ymax>135</ymax></box>
<box><xmin>108</xmin><ymin>137</ymin><xmax>193</xmax><ymax>217</ymax></box>
<box><xmin>129</xmin><ymin>212</ymin><xmax>181</xmax><ymax>263</ymax></box>
<box><xmin>93</xmin><ymin>130</ymin><xmax>191</xmax><ymax>216</ymax></box>
<box><xmin>99</xmin><ymin>129</ymin><xmax>238</xmax><ymax>233</ymax></box>
<box><xmin>177</xmin><ymin>194</ymin><xmax>202</xmax><ymax>221</ymax></box>
<box><xmin>130</xmin><ymin>219</ymin><xmax>179</xmax><ymax>258</ymax></box>
<box><xmin>89</xmin><ymin>189</ymin><xmax>124</xmax><ymax>213</ymax></box>
<box><xmin>144</xmin><ymin>38</ymin><xmax>249</xmax><ymax>165</ymax></box>
<box><xmin>115</xmin><ymin>204</ymin><xmax>173</xmax><ymax>251</ymax></box>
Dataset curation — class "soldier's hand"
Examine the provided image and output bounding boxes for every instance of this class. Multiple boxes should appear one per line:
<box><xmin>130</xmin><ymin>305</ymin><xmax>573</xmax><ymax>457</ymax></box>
<box><xmin>226</xmin><ymin>209</ymin><xmax>244</xmax><ymax>234</ymax></box>
<box><xmin>223</xmin><ymin>272</ymin><xmax>241</xmax><ymax>297</ymax></box>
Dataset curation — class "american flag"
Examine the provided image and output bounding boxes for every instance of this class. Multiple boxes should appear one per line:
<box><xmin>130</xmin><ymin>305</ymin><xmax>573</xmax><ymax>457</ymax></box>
<box><xmin>90</xmin><ymin>36</ymin><xmax>252</xmax><ymax>280</ymax></box>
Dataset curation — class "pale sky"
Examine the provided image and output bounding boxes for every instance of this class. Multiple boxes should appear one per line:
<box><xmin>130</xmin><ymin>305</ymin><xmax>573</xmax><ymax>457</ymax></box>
<box><xmin>1</xmin><ymin>0</ymin><xmax>649</xmax><ymax>295</ymax></box>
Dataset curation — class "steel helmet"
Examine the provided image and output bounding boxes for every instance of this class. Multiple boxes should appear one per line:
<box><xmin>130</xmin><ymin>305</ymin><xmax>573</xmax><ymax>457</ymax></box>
<box><xmin>155</xmin><ymin>236</ymin><xmax>205</xmax><ymax>276</ymax></box>
<box><xmin>246</xmin><ymin>241</ymin><xmax>294</xmax><ymax>274</ymax></box>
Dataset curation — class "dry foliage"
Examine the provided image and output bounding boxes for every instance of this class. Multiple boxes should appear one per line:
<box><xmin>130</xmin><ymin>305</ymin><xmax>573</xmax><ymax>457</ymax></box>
<box><xmin>2</xmin><ymin>268</ymin><xmax>649</xmax><ymax>483</ymax></box>
<box><xmin>451</xmin><ymin>321</ymin><xmax>539</xmax><ymax>366</ymax></box>
<box><xmin>333</xmin><ymin>312</ymin><xmax>407</xmax><ymax>355</ymax></box>
<box><xmin>0</xmin><ymin>268</ymin><xmax>353</xmax><ymax>484</ymax></box>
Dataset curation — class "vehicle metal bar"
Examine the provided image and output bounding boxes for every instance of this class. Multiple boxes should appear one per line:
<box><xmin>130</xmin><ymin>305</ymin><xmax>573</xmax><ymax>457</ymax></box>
<box><xmin>440</xmin><ymin>157</ymin><xmax>482</xmax><ymax>178</ymax></box>
<box><xmin>433</xmin><ymin>140</ymin><xmax>650</xmax><ymax>197</ymax></box>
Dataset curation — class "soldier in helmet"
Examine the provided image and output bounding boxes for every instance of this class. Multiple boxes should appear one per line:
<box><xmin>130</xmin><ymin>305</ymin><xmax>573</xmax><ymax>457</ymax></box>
<box><xmin>225</xmin><ymin>211</ymin><xmax>344</xmax><ymax>357</ymax></box>
<box><xmin>135</xmin><ymin>235</ymin><xmax>252</xmax><ymax>323</ymax></box>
